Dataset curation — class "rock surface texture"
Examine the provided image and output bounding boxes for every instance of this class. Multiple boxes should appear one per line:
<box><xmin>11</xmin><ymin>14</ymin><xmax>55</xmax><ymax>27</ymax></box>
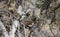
<box><xmin>0</xmin><ymin>0</ymin><xmax>60</xmax><ymax>37</ymax></box>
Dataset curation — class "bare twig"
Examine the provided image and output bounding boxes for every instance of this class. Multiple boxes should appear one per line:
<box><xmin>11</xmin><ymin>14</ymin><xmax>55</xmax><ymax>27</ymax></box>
<box><xmin>0</xmin><ymin>21</ymin><xmax>9</xmax><ymax>37</ymax></box>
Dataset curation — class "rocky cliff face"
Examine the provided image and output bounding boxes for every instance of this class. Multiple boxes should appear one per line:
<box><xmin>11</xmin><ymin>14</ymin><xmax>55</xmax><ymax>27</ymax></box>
<box><xmin>0</xmin><ymin>0</ymin><xmax>60</xmax><ymax>37</ymax></box>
